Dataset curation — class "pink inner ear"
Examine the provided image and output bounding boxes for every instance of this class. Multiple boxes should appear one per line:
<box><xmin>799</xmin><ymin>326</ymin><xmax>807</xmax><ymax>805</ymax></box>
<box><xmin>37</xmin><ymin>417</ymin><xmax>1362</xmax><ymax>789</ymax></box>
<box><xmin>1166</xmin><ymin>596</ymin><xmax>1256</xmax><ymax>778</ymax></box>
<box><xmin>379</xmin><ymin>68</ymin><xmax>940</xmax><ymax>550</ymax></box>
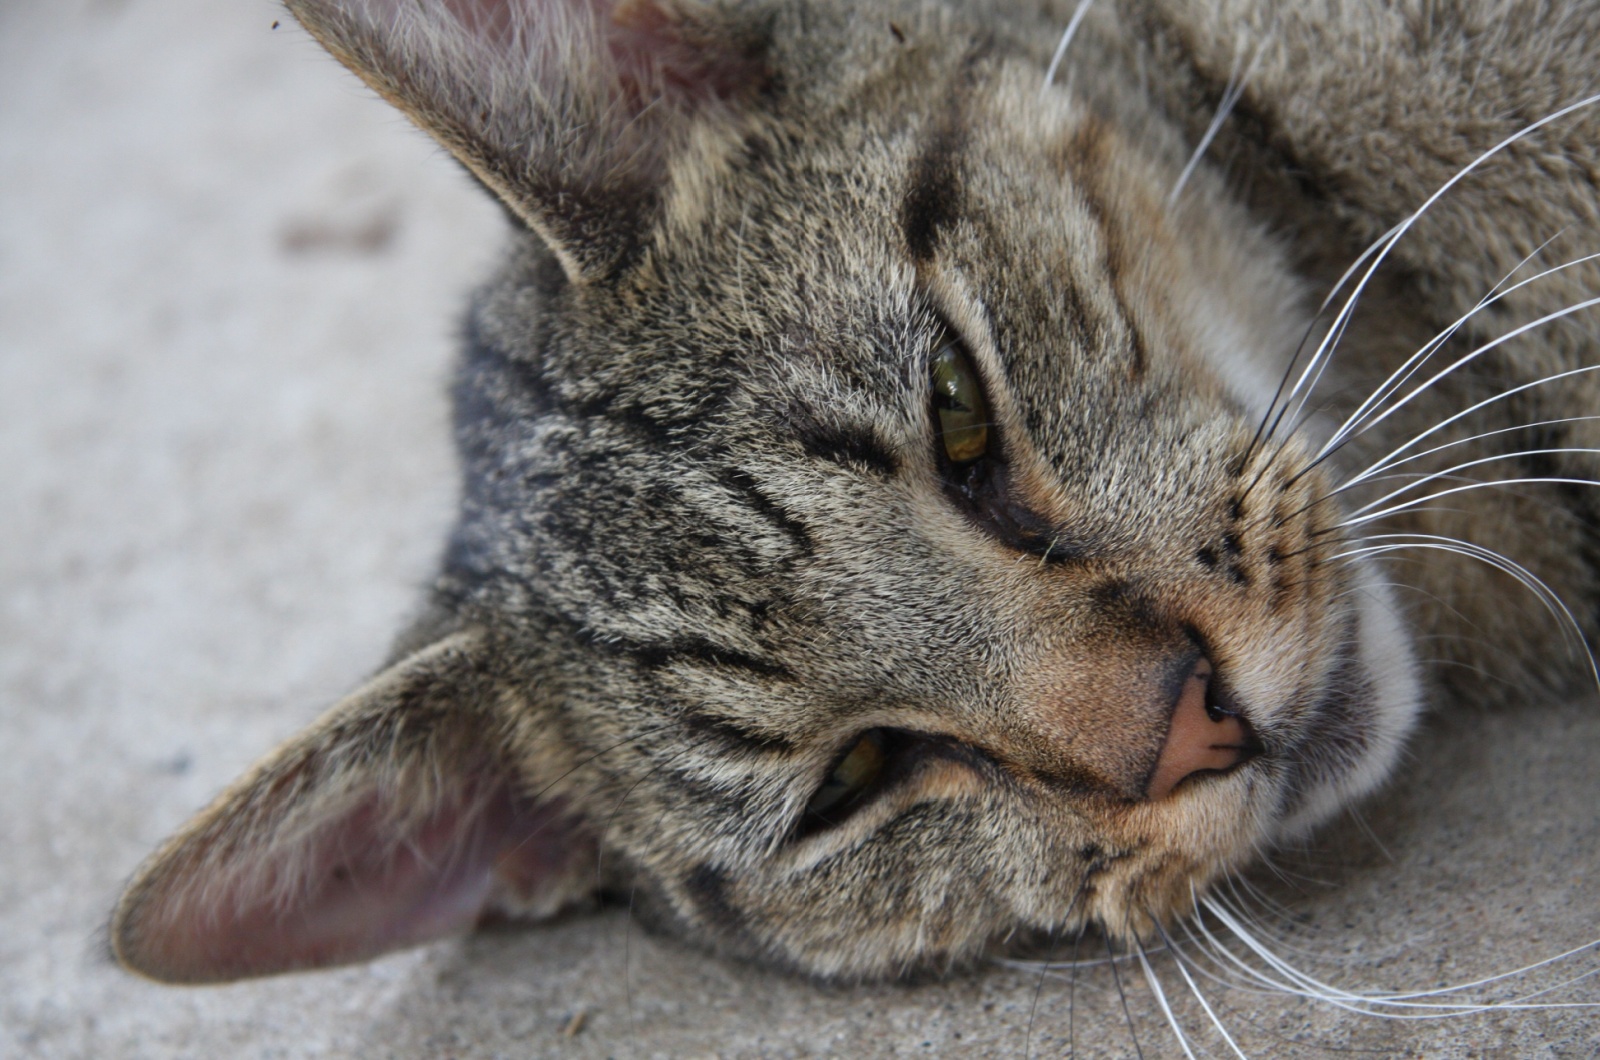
<box><xmin>425</xmin><ymin>0</ymin><xmax>761</xmax><ymax>105</ymax></box>
<box><xmin>137</xmin><ymin>784</ymin><xmax>586</xmax><ymax>982</ymax></box>
<box><xmin>437</xmin><ymin>0</ymin><xmax>523</xmax><ymax>41</ymax></box>
<box><xmin>607</xmin><ymin>0</ymin><xmax>763</xmax><ymax>104</ymax></box>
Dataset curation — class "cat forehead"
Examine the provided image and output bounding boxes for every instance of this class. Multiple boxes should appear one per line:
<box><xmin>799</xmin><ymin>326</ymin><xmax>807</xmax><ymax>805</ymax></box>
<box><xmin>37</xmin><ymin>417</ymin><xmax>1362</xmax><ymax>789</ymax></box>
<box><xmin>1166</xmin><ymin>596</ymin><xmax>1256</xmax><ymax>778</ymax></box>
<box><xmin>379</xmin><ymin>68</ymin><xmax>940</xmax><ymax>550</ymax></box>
<box><xmin>502</xmin><ymin>53</ymin><xmax>1179</xmax><ymax>416</ymax></box>
<box><xmin>459</xmin><ymin>91</ymin><xmax>1251</xmax><ymax>602</ymax></box>
<box><xmin>451</xmin><ymin>0</ymin><xmax>1284</xmax><ymax>624</ymax></box>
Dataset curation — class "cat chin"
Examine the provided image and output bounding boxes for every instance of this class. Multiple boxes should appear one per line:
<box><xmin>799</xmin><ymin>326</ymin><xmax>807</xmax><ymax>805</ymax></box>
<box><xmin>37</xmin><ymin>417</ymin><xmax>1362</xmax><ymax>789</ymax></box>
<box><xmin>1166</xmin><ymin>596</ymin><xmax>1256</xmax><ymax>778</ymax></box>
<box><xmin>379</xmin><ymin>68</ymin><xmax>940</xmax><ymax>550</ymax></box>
<box><xmin>1273</xmin><ymin>554</ymin><xmax>1422</xmax><ymax>841</ymax></box>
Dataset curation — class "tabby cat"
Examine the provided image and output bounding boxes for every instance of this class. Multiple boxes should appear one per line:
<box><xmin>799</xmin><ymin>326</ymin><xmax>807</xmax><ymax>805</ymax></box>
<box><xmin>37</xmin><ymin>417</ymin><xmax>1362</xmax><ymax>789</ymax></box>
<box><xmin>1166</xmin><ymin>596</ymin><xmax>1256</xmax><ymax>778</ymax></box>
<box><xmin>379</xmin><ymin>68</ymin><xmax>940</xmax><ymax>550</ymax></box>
<box><xmin>112</xmin><ymin>0</ymin><xmax>1600</xmax><ymax>1008</ymax></box>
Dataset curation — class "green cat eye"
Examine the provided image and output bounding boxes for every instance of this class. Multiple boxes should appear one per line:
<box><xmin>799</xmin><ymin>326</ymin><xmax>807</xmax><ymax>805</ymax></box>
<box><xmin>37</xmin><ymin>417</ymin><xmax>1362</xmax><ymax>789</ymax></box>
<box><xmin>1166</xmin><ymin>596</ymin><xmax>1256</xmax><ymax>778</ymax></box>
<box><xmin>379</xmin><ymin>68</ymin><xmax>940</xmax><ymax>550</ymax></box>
<box><xmin>931</xmin><ymin>339</ymin><xmax>990</xmax><ymax>463</ymax></box>
<box><xmin>805</xmin><ymin>730</ymin><xmax>888</xmax><ymax>821</ymax></box>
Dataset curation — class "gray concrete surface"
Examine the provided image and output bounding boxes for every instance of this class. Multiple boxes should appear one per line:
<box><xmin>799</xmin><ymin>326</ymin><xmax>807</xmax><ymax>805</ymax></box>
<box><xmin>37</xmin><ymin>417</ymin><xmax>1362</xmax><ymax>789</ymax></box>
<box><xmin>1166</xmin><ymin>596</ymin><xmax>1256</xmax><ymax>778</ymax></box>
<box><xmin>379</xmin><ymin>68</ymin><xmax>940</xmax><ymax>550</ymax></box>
<box><xmin>3</xmin><ymin>1</ymin><xmax>1598</xmax><ymax>1055</ymax></box>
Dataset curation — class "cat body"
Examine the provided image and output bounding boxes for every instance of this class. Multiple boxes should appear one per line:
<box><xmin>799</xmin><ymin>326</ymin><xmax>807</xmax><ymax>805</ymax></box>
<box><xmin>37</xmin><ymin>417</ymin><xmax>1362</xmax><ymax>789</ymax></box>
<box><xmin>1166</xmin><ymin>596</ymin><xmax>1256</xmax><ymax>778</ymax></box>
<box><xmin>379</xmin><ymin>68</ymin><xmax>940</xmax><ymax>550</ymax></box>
<box><xmin>112</xmin><ymin>0</ymin><xmax>1600</xmax><ymax>1001</ymax></box>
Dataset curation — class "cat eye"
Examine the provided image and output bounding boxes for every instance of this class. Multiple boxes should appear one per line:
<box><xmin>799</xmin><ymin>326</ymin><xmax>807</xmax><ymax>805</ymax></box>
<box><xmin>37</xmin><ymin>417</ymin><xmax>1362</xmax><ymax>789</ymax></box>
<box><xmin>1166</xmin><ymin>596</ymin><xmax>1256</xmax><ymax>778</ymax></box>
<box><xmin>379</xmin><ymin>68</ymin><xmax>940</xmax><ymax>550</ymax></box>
<box><xmin>795</xmin><ymin>729</ymin><xmax>996</xmax><ymax>842</ymax></box>
<box><xmin>930</xmin><ymin>337</ymin><xmax>990</xmax><ymax>464</ymax></box>
<box><xmin>927</xmin><ymin>327</ymin><xmax>1086</xmax><ymax>561</ymax></box>
<box><xmin>799</xmin><ymin>729</ymin><xmax>889</xmax><ymax>834</ymax></box>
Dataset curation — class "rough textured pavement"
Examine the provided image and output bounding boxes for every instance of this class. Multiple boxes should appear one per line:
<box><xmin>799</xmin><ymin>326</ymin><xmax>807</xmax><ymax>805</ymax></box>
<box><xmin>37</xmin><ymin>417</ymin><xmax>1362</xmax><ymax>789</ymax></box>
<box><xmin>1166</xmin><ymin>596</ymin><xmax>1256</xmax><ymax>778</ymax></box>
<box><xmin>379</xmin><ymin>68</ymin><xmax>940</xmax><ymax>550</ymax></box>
<box><xmin>3</xmin><ymin>1</ymin><xmax>1598</xmax><ymax>1055</ymax></box>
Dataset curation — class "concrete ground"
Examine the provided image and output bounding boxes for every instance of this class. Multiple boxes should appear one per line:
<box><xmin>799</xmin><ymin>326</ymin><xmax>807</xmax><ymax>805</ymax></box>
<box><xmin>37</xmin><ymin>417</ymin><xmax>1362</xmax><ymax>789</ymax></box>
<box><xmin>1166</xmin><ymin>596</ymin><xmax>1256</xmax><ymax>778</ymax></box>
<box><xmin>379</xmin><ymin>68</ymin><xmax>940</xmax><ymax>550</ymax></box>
<box><xmin>3</xmin><ymin>1</ymin><xmax>1598</xmax><ymax>1055</ymax></box>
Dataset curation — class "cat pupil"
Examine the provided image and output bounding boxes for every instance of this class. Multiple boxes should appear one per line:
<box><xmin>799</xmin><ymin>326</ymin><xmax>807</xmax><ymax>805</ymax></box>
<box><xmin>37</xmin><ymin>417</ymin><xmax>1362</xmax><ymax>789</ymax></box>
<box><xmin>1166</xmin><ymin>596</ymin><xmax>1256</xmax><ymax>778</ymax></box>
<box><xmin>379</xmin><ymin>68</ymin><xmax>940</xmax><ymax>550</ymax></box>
<box><xmin>930</xmin><ymin>339</ymin><xmax>990</xmax><ymax>463</ymax></box>
<box><xmin>804</xmin><ymin>730</ymin><xmax>888</xmax><ymax>824</ymax></box>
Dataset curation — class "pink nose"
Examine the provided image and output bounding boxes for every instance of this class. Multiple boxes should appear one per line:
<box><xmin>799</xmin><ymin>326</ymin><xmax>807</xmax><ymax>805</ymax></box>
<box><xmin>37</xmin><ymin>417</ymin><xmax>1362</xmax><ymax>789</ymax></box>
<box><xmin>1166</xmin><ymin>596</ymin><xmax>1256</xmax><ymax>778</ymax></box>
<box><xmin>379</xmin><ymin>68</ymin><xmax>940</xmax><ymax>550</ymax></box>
<box><xmin>1147</xmin><ymin>658</ymin><xmax>1252</xmax><ymax>799</ymax></box>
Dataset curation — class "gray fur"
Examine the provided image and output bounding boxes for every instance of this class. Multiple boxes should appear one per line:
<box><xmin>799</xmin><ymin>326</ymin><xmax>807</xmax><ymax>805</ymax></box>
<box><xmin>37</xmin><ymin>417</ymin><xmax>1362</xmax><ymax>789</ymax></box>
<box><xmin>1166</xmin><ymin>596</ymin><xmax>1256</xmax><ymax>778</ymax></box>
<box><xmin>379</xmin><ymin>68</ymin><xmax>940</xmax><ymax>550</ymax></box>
<box><xmin>112</xmin><ymin>0</ymin><xmax>1600</xmax><ymax>986</ymax></box>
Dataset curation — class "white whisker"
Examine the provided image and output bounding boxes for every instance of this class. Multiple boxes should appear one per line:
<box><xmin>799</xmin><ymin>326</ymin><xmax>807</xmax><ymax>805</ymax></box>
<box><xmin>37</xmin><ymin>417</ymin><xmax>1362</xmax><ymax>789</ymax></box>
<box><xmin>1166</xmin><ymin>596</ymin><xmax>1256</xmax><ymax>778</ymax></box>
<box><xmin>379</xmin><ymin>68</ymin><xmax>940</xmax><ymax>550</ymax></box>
<box><xmin>1172</xmin><ymin>919</ymin><xmax>1279</xmax><ymax>1003</ymax></box>
<box><xmin>1338</xmin><ymin>474</ymin><xmax>1600</xmax><ymax>531</ymax></box>
<box><xmin>1214</xmin><ymin>875</ymin><xmax>1372</xmax><ymax>964</ymax></box>
<box><xmin>1265</xmin><ymin>92</ymin><xmax>1600</xmax><ymax>454</ymax></box>
<box><xmin>1331</xmin><ymin>314</ymin><xmax>1600</xmax><ymax>488</ymax></box>
<box><xmin>1169</xmin><ymin>45</ymin><xmax>1261</xmax><ymax>206</ymax></box>
<box><xmin>1039</xmin><ymin>0</ymin><xmax>1096</xmax><ymax>99</ymax></box>
<box><xmin>1338</xmin><ymin>413</ymin><xmax>1600</xmax><ymax>488</ymax></box>
<box><xmin>1317</xmin><ymin>247</ymin><xmax>1600</xmax><ymax>462</ymax></box>
<box><xmin>1203</xmin><ymin>893</ymin><xmax>1600</xmax><ymax>1016</ymax></box>
<box><xmin>1334</xmin><ymin>533</ymin><xmax>1593</xmax><ymax>668</ymax></box>
<box><xmin>1135</xmin><ymin>939</ymin><xmax>1199</xmax><ymax>1060</ymax></box>
<box><xmin>1317</xmin><ymin>220</ymin><xmax>1408</xmax><ymax>315</ymax></box>
<box><xmin>1161</xmin><ymin>921</ymin><xmax>1251</xmax><ymax>1059</ymax></box>
<box><xmin>1341</xmin><ymin>448</ymin><xmax>1600</xmax><ymax>515</ymax></box>
<box><xmin>1186</xmin><ymin>902</ymin><xmax>1311</xmax><ymax>999</ymax></box>
<box><xmin>1220</xmin><ymin>873</ymin><xmax>1302</xmax><ymax>929</ymax></box>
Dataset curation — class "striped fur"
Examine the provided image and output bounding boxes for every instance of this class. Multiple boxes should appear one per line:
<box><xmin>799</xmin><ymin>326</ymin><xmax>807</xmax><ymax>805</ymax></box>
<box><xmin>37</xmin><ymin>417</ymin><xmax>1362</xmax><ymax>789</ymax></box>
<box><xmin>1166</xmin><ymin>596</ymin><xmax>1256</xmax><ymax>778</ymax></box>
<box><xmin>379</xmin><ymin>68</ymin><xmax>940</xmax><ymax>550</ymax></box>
<box><xmin>113</xmin><ymin>0</ymin><xmax>1600</xmax><ymax>985</ymax></box>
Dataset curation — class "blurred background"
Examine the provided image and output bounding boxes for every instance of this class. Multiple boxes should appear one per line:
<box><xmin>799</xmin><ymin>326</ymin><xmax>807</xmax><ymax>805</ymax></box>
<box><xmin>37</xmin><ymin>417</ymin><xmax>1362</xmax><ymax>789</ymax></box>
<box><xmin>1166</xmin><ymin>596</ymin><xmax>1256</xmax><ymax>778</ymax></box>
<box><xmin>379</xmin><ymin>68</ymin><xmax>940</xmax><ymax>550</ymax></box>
<box><xmin>2</xmin><ymin>1</ymin><xmax>1597</xmax><ymax>1055</ymax></box>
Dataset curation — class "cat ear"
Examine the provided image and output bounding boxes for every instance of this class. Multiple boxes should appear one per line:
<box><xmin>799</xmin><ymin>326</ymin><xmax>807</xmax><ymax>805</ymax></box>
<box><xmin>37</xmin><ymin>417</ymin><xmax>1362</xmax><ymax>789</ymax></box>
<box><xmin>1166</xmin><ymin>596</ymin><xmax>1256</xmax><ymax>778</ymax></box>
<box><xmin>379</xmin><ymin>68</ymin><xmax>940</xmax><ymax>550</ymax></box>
<box><xmin>284</xmin><ymin>0</ymin><xmax>768</xmax><ymax>280</ymax></box>
<box><xmin>111</xmin><ymin>629</ymin><xmax>597</xmax><ymax>983</ymax></box>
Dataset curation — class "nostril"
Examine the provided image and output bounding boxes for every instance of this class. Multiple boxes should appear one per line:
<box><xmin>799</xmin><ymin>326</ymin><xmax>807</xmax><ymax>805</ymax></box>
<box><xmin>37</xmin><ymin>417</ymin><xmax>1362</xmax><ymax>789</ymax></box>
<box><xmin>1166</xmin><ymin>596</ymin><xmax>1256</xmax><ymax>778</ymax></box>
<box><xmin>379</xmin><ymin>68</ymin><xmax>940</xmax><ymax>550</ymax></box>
<box><xmin>1147</xmin><ymin>657</ymin><xmax>1255</xmax><ymax>800</ymax></box>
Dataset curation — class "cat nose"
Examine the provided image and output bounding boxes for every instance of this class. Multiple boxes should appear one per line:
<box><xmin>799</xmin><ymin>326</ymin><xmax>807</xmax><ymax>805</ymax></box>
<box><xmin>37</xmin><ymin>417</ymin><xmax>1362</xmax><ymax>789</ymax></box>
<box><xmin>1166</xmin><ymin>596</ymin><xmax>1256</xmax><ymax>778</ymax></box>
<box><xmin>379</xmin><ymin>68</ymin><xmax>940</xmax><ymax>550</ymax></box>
<box><xmin>1146</xmin><ymin>657</ymin><xmax>1254</xmax><ymax>800</ymax></box>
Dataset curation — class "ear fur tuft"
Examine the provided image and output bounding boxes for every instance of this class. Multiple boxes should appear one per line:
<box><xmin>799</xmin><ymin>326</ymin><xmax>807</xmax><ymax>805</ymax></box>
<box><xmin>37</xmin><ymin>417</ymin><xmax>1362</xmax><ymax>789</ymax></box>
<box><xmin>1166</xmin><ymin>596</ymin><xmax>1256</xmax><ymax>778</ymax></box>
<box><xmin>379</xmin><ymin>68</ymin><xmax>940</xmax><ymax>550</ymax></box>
<box><xmin>283</xmin><ymin>0</ymin><xmax>769</xmax><ymax>279</ymax></box>
<box><xmin>111</xmin><ymin>630</ymin><xmax>597</xmax><ymax>984</ymax></box>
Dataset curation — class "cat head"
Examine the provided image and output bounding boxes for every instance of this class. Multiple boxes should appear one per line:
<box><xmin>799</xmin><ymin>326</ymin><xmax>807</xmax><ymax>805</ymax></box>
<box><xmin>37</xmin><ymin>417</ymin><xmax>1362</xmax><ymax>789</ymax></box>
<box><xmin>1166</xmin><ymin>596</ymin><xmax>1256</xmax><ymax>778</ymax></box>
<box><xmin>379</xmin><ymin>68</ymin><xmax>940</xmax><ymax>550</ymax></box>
<box><xmin>111</xmin><ymin>0</ymin><xmax>1420</xmax><ymax>983</ymax></box>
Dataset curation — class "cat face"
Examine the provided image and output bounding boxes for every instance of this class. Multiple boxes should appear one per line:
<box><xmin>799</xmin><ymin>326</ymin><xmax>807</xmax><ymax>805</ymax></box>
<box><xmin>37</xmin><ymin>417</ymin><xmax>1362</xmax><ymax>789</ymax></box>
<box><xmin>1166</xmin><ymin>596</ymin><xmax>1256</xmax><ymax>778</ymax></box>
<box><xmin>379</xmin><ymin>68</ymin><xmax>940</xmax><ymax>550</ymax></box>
<box><xmin>111</xmin><ymin>0</ymin><xmax>1420</xmax><ymax>984</ymax></box>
